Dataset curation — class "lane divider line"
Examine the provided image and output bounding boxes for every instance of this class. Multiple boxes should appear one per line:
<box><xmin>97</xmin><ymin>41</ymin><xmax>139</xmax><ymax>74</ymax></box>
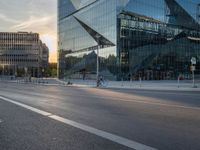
<box><xmin>0</xmin><ymin>96</ymin><xmax>52</xmax><ymax>116</ymax></box>
<box><xmin>0</xmin><ymin>96</ymin><xmax>158</xmax><ymax>150</ymax></box>
<box><xmin>49</xmin><ymin>115</ymin><xmax>157</xmax><ymax>150</ymax></box>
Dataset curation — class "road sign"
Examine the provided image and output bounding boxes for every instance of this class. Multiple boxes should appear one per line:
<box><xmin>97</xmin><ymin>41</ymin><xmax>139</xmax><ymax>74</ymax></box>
<box><xmin>191</xmin><ymin>57</ymin><xmax>197</xmax><ymax>65</ymax></box>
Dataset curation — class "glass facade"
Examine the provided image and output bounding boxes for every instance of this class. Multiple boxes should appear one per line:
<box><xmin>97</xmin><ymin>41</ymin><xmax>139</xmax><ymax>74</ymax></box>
<box><xmin>58</xmin><ymin>0</ymin><xmax>200</xmax><ymax>80</ymax></box>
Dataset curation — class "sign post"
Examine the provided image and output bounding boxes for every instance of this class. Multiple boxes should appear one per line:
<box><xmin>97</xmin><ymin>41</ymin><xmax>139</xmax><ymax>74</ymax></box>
<box><xmin>190</xmin><ymin>57</ymin><xmax>196</xmax><ymax>88</ymax></box>
<box><xmin>177</xmin><ymin>75</ymin><xmax>180</xmax><ymax>88</ymax></box>
<box><xmin>96</xmin><ymin>42</ymin><xmax>99</xmax><ymax>87</ymax></box>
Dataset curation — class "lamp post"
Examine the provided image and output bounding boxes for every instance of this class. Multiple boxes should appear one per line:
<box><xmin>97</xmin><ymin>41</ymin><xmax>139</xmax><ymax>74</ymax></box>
<box><xmin>95</xmin><ymin>35</ymin><xmax>101</xmax><ymax>87</ymax></box>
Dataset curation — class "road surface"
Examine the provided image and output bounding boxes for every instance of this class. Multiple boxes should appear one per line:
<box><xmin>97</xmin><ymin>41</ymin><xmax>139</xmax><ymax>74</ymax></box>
<box><xmin>0</xmin><ymin>82</ymin><xmax>200</xmax><ymax>150</ymax></box>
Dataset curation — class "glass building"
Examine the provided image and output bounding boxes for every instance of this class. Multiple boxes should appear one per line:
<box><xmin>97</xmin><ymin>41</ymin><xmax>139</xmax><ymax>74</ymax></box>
<box><xmin>58</xmin><ymin>0</ymin><xmax>200</xmax><ymax>80</ymax></box>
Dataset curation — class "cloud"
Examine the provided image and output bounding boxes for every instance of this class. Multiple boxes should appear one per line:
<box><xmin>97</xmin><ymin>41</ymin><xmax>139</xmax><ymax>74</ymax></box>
<box><xmin>0</xmin><ymin>0</ymin><xmax>57</xmax><ymax>63</ymax></box>
<box><xmin>0</xmin><ymin>13</ymin><xmax>19</xmax><ymax>23</ymax></box>
<box><xmin>11</xmin><ymin>15</ymin><xmax>56</xmax><ymax>33</ymax></box>
<box><xmin>41</xmin><ymin>34</ymin><xmax>57</xmax><ymax>51</ymax></box>
<box><xmin>10</xmin><ymin>15</ymin><xmax>57</xmax><ymax>63</ymax></box>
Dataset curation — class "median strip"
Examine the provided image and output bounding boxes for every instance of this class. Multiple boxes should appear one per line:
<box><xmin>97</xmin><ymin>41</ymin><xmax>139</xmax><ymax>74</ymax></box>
<box><xmin>0</xmin><ymin>96</ymin><xmax>158</xmax><ymax>150</ymax></box>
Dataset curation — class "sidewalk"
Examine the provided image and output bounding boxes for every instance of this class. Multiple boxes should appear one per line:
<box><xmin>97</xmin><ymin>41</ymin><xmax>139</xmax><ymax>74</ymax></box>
<box><xmin>2</xmin><ymin>77</ymin><xmax>200</xmax><ymax>91</ymax></box>
<box><xmin>60</xmin><ymin>79</ymin><xmax>200</xmax><ymax>91</ymax></box>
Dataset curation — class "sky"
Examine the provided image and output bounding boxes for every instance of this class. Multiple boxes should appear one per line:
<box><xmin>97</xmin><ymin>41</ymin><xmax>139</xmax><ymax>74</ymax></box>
<box><xmin>0</xmin><ymin>0</ymin><xmax>57</xmax><ymax>63</ymax></box>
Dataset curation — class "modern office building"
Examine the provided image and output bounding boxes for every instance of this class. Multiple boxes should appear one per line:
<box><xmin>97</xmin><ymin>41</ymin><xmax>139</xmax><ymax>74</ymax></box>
<box><xmin>58</xmin><ymin>0</ymin><xmax>200</xmax><ymax>80</ymax></box>
<box><xmin>0</xmin><ymin>32</ymin><xmax>49</xmax><ymax>77</ymax></box>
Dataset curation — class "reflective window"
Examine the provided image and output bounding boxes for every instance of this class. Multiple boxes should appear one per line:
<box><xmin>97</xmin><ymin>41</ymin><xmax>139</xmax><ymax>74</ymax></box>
<box><xmin>58</xmin><ymin>0</ymin><xmax>200</xmax><ymax>80</ymax></box>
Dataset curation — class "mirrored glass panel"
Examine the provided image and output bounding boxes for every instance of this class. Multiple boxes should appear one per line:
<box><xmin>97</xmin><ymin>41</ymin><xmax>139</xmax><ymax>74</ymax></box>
<box><xmin>58</xmin><ymin>0</ymin><xmax>200</xmax><ymax>80</ymax></box>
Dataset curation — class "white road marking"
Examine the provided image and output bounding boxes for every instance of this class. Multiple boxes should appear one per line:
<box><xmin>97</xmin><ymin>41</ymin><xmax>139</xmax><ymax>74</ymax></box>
<box><xmin>0</xmin><ymin>119</ymin><xmax>3</xmax><ymax>123</ymax></box>
<box><xmin>0</xmin><ymin>96</ymin><xmax>157</xmax><ymax>150</ymax></box>
<box><xmin>49</xmin><ymin>115</ymin><xmax>157</xmax><ymax>150</ymax></box>
<box><xmin>0</xmin><ymin>96</ymin><xmax>52</xmax><ymax>116</ymax></box>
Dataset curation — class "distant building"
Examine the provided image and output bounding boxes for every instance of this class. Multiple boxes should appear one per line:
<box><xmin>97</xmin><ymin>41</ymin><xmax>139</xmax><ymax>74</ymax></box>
<box><xmin>0</xmin><ymin>32</ymin><xmax>49</xmax><ymax>77</ymax></box>
<box><xmin>41</xmin><ymin>42</ymin><xmax>49</xmax><ymax>68</ymax></box>
<box><xmin>58</xmin><ymin>0</ymin><xmax>200</xmax><ymax>80</ymax></box>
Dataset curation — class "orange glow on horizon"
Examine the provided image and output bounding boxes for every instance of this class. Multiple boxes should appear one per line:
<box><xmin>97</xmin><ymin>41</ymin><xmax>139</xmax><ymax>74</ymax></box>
<box><xmin>49</xmin><ymin>50</ymin><xmax>57</xmax><ymax>63</ymax></box>
<box><xmin>40</xmin><ymin>34</ymin><xmax>57</xmax><ymax>63</ymax></box>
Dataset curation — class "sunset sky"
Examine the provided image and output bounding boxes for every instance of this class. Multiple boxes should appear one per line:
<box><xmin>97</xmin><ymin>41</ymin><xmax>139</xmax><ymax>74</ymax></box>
<box><xmin>0</xmin><ymin>0</ymin><xmax>57</xmax><ymax>62</ymax></box>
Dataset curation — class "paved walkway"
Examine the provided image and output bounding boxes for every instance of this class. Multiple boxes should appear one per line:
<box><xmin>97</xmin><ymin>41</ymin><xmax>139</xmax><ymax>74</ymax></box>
<box><xmin>2</xmin><ymin>77</ymin><xmax>200</xmax><ymax>91</ymax></box>
<box><xmin>59</xmin><ymin>79</ymin><xmax>200</xmax><ymax>91</ymax></box>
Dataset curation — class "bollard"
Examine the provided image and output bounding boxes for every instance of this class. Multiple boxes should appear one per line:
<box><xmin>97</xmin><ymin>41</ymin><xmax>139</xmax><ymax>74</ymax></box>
<box><xmin>121</xmin><ymin>78</ymin><xmax>124</xmax><ymax>87</ymax></box>
<box><xmin>130</xmin><ymin>78</ymin><xmax>133</xmax><ymax>87</ymax></box>
<box><xmin>177</xmin><ymin>76</ymin><xmax>180</xmax><ymax>88</ymax></box>
<box><xmin>139</xmin><ymin>77</ymin><xmax>142</xmax><ymax>87</ymax></box>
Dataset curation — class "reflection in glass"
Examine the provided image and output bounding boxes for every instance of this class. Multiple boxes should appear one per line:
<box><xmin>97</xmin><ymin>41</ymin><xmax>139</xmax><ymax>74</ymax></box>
<box><xmin>58</xmin><ymin>0</ymin><xmax>200</xmax><ymax>80</ymax></box>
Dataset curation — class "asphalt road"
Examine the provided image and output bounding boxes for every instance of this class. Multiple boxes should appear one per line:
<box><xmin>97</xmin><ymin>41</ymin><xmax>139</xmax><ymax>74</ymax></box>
<box><xmin>0</xmin><ymin>82</ymin><xmax>200</xmax><ymax>150</ymax></box>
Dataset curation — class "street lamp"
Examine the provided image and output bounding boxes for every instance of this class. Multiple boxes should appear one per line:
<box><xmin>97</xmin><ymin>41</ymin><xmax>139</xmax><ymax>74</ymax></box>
<box><xmin>95</xmin><ymin>35</ymin><xmax>101</xmax><ymax>87</ymax></box>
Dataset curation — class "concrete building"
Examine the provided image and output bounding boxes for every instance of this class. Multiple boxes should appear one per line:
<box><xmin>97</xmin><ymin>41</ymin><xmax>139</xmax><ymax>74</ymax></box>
<box><xmin>58</xmin><ymin>0</ymin><xmax>200</xmax><ymax>80</ymax></box>
<box><xmin>40</xmin><ymin>42</ymin><xmax>49</xmax><ymax>68</ymax></box>
<box><xmin>0</xmin><ymin>32</ymin><xmax>49</xmax><ymax>77</ymax></box>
